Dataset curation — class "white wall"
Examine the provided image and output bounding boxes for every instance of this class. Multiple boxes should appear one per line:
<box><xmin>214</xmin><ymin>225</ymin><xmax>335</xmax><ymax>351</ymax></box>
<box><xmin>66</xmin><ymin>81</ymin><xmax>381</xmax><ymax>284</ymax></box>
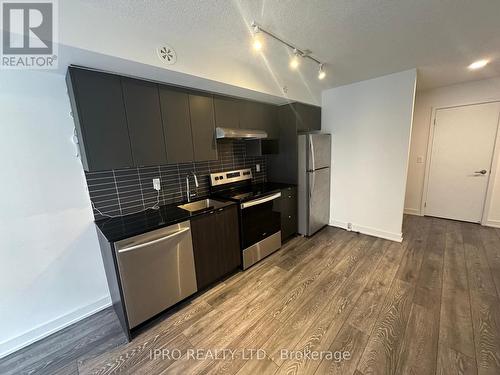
<box><xmin>0</xmin><ymin>70</ymin><xmax>110</xmax><ymax>358</ymax></box>
<box><xmin>322</xmin><ymin>69</ymin><xmax>417</xmax><ymax>242</ymax></box>
<box><xmin>405</xmin><ymin>77</ymin><xmax>500</xmax><ymax>227</ymax></box>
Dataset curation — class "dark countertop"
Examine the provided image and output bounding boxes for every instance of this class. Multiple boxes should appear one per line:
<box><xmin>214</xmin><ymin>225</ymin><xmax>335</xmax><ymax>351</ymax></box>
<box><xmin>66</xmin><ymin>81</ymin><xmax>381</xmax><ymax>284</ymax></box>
<box><xmin>95</xmin><ymin>198</ymin><xmax>236</xmax><ymax>243</ymax></box>
<box><xmin>95</xmin><ymin>182</ymin><xmax>296</xmax><ymax>243</ymax></box>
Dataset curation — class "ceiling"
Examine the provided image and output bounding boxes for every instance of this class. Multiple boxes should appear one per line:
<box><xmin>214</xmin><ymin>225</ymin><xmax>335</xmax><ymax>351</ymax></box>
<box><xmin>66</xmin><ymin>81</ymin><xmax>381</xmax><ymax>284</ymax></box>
<box><xmin>57</xmin><ymin>0</ymin><xmax>500</xmax><ymax>104</ymax></box>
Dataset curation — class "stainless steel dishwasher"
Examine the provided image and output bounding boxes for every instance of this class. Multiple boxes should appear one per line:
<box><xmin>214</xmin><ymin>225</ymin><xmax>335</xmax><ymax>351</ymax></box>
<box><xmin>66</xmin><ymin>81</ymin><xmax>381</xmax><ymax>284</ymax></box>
<box><xmin>114</xmin><ymin>220</ymin><xmax>197</xmax><ymax>329</ymax></box>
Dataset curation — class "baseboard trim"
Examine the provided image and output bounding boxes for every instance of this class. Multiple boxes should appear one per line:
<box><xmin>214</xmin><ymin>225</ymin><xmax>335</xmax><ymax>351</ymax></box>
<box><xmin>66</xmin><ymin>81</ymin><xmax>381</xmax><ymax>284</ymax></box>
<box><xmin>484</xmin><ymin>219</ymin><xmax>500</xmax><ymax>229</ymax></box>
<box><xmin>0</xmin><ymin>295</ymin><xmax>111</xmax><ymax>359</ymax></box>
<box><xmin>331</xmin><ymin>220</ymin><xmax>403</xmax><ymax>242</ymax></box>
<box><xmin>404</xmin><ymin>208</ymin><xmax>421</xmax><ymax>216</ymax></box>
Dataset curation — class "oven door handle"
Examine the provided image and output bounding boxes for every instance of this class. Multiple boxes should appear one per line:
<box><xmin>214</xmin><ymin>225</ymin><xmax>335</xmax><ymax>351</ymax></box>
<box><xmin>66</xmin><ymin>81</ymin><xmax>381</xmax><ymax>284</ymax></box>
<box><xmin>240</xmin><ymin>192</ymin><xmax>282</xmax><ymax>209</ymax></box>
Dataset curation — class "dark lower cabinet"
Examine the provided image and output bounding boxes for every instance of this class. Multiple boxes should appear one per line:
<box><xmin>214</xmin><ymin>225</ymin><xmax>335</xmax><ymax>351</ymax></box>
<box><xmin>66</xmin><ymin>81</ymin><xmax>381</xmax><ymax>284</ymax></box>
<box><xmin>191</xmin><ymin>205</ymin><xmax>240</xmax><ymax>290</ymax></box>
<box><xmin>121</xmin><ymin>78</ymin><xmax>167</xmax><ymax>166</ymax></box>
<box><xmin>278</xmin><ymin>186</ymin><xmax>297</xmax><ymax>240</ymax></box>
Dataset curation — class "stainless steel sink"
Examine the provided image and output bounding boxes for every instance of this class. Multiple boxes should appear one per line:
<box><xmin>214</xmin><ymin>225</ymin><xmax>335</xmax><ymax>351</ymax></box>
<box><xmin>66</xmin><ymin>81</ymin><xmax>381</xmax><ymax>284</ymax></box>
<box><xmin>177</xmin><ymin>198</ymin><xmax>227</xmax><ymax>213</ymax></box>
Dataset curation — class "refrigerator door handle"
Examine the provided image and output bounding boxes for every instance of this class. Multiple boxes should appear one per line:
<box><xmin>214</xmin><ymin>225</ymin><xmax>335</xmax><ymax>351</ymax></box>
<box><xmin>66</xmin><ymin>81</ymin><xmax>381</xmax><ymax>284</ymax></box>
<box><xmin>309</xmin><ymin>135</ymin><xmax>315</xmax><ymax>171</ymax></box>
<box><xmin>309</xmin><ymin>171</ymin><xmax>315</xmax><ymax>200</ymax></box>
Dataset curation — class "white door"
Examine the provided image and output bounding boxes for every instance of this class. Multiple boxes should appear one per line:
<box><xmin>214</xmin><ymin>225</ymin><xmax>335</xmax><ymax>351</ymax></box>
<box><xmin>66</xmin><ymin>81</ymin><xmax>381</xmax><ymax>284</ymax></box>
<box><xmin>425</xmin><ymin>102</ymin><xmax>500</xmax><ymax>222</ymax></box>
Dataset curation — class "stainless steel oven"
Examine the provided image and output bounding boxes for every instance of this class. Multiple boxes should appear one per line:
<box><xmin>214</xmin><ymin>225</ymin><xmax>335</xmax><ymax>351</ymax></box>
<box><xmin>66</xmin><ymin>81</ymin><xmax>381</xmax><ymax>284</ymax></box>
<box><xmin>240</xmin><ymin>192</ymin><xmax>282</xmax><ymax>269</ymax></box>
<box><xmin>210</xmin><ymin>169</ymin><xmax>283</xmax><ymax>270</ymax></box>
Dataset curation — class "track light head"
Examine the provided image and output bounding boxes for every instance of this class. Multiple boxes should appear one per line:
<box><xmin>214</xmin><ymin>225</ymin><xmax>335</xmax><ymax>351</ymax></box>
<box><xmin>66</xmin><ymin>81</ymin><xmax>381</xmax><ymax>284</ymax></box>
<box><xmin>290</xmin><ymin>49</ymin><xmax>300</xmax><ymax>69</ymax></box>
<box><xmin>253</xmin><ymin>37</ymin><xmax>262</xmax><ymax>51</ymax></box>
<box><xmin>318</xmin><ymin>64</ymin><xmax>326</xmax><ymax>80</ymax></box>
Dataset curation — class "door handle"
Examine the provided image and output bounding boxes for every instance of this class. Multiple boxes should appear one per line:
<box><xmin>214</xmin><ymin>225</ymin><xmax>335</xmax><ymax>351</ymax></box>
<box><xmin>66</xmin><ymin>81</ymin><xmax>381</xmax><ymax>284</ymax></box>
<box><xmin>474</xmin><ymin>169</ymin><xmax>487</xmax><ymax>175</ymax></box>
<box><xmin>118</xmin><ymin>227</ymin><xmax>190</xmax><ymax>253</ymax></box>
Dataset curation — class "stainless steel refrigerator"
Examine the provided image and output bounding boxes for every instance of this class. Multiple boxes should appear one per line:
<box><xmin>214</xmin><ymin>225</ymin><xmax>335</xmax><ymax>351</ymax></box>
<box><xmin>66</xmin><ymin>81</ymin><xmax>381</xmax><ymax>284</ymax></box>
<box><xmin>298</xmin><ymin>133</ymin><xmax>331</xmax><ymax>236</ymax></box>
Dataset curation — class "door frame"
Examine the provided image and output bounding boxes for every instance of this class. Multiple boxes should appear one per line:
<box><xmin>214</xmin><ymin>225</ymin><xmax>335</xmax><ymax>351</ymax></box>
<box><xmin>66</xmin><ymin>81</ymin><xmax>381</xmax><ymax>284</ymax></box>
<box><xmin>420</xmin><ymin>101</ymin><xmax>500</xmax><ymax>224</ymax></box>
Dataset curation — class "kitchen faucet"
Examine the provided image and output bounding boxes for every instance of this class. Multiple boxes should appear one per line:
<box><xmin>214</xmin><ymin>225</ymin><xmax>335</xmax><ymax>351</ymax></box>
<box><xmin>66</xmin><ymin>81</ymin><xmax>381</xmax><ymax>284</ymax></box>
<box><xmin>185</xmin><ymin>172</ymin><xmax>199</xmax><ymax>202</ymax></box>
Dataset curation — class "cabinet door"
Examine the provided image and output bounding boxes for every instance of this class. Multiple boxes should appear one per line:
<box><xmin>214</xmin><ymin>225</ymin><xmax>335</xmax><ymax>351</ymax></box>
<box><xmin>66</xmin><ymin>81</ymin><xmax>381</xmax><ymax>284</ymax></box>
<box><xmin>280</xmin><ymin>187</ymin><xmax>297</xmax><ymax>240</ymax></box>
<box><xmin>122</xmin><ymin>78</ymin><xmax>167</xmax><ymax>166</ymax></box>
<box><xmin>261</xmin><ymin>103</ymin><xmax>279</xmax><ymax>138</ymax></box>
<box><xmin>295</xmin><ymin>103</ymin><xmax>321</xmax><ymax>132</ymax></box>
<box><xmin>311</xmin><ymin>105</ymin><xmax>321</xmax><ymax>131</ymax></box>
<box><xmin>214</xmin><ymin>96</ymin><xmax>241</xmax><ymax>129</ymax></box>
<box><xmin>216</xmin><ymin>206</ymin><xmax>241</xmax><ymax>274</ymax></box>
<box><xmin>239</xmin><ymin>100</ymin><xmax>263</xmax><ymax>130</ymax></box>
<box><xmin>67</xmin><ymin>67</ymin><xmax>133</xmax><ymax>171</ymax></box>
<box><xmin>190</xmin><ymin>212</ymin><xmax>219</xmax><ymax>290</ymax></box>
<box><xmin>159</xmin><ymin>87</ymin><xmax>194</xmax><ymax>163</ymax></box>
<box><xmin>189</xmin><ymin>94</ymin><xmax>218</xmax><ymax>161</ymax></box>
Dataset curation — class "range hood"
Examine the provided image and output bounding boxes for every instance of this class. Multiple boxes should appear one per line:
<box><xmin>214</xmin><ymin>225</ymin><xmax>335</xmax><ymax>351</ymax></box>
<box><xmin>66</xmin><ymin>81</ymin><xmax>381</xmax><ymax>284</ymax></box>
<box><xmin>216</xmin><ymin>127</ymin><xmax>268</xmax><ymax>140</ymax></box>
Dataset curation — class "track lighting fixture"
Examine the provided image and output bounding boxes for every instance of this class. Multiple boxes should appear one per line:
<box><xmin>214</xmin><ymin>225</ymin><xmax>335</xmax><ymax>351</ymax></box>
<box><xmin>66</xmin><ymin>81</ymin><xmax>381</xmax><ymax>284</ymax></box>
<box><xmin>250</xmin><ymin>21</ymin><xmax>326</xmax><ymax>80</ymax></box>
<box><xmin>253</xmin><ymin>37</ymin><xmax>262</xmax><ymax>51</ymax></box>
<box><xmin>290</xmin><ymin>49</ymin><xmax>300</xmax><ymax>70</ymax></box>
<box><xmin>318</xmin><ymin>64</ymin><xmax>326</xmax><ymax>80</ymax></box>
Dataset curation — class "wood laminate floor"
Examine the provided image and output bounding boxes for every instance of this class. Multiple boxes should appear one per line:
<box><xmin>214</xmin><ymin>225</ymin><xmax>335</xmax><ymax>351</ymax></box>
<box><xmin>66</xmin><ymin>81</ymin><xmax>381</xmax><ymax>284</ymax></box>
<box><xmin>2</xmin><ymin>216</ymin><xmax>500</xmax><ymax>375</ymax></box>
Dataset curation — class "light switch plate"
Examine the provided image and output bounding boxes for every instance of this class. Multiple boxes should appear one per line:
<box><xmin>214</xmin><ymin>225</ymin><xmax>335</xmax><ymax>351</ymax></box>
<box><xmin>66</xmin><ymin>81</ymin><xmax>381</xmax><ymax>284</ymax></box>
<box><xmin>153</xmin><ymin>178</ymin><xmax>161</xmax><ymax>191</ymax></box>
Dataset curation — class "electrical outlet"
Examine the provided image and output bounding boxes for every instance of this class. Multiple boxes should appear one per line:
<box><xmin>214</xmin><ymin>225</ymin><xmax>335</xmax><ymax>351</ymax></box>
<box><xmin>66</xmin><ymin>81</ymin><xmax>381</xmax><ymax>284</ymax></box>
<box><xmin>153</xmin><ymin>178</ymin><xmax>161</xmax><ymax>191</ymax></box>
<box><xmin>256</xmin><ymin>164</ymin><xmax>261</xmax><ymax>172</ymax></box>
<box><xmin>347</xmin><ymin>222</ymin><xmax>353</xmax><ymax>231</ymax></box>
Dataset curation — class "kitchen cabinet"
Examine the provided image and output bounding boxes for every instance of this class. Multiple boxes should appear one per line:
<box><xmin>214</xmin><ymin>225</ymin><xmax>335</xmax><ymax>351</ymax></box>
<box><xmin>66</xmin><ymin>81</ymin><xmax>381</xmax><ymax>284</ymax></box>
<box><xmin>245</xmin><ymin>139</ymin><xmax>279</xmax><ymax>156</ymax></box>
<box><xmin>239</xmin><ymin>100</ymin><xmax>263</xmax><ymax>130</ymax></box>
<box><xmin>214</xmin><ymin>96</ymin><xmax>241</xmax><ymax>129</ymax></box>
<box><xmin>159</xmin><ymin>87</ymin><xmax>195</xmax><ymax>163</ymax></box>
<box><xmin>215</xmin><ymin>206</ymin><xmax>241</xmax><ymax>276</ymax></box>
<box><xmin>267</xmin><ymin>103</ymin><xmax>321</xmax><ymax>183</ymax></box>
<box><xmin>278</xmin><ymin>186</ymin><xmax>297</xmax><ymax>240</ymax></box>
<box><xmin>190</xmin><ymin>205</ymin><xmax>240</xmax><ymax>290</ymax></box>
<box><xmin>295</xmin><ymin>103</ymin><xmax>321</xmax><ymax>132</ymax></box>
<box><xmin>189</xmin><ymin>93</ymin><xmax>218</xmax><ymax>161</ymax></box>
<box><xmin>121</xmin><ymin>78</ymin><xmax>167</xmax><ymax>166</ymax></box>
<box><xmin>214</xmin><ymin>96</ymin><xmax>279</xmax><ymax>139</ymax></box>
<box><xmin>66</xmin><ymin>67</ymin><xmax>133</xmax><ymax>171</ymax></box>
<box><xmin>261</xmin><ymin>103</ymin><xmax>279</xmax><ymax>138</ymax></box>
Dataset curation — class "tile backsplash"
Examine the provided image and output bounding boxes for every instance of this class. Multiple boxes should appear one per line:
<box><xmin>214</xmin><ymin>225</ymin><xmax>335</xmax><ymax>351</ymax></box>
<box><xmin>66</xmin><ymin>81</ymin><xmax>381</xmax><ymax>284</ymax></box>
<box><xmin>85</xmin><ymin>141</ymin><xmax>266</xmax><ymax>220</ymax></box>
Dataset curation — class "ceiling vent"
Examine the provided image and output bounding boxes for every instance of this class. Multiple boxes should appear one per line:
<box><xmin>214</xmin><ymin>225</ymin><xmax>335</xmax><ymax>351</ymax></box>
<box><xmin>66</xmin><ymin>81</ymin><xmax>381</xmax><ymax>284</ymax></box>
<box><xmin>156</xmin><ymin>45</ymin><xmax>177</xmax><ymax>65</ymax></box>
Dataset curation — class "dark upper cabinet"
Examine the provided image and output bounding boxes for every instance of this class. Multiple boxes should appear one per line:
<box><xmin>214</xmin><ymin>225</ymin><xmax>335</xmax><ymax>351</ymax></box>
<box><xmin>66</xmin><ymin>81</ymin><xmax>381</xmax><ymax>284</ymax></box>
<box><xmin>215</xmin><ymin>96</ymin><xmax>279</xmax><ymax>138</ymax></box>
<box><xmin>66</xmin><ymin>67</ymin><xmax>133</xmax><ymax>171</ymax></box>
<box><xmin>191</xmin><ymin>206</ymin><xmax>240</xmax><ymax>290</ymax></box>
<box><xmin>121</xmin><ymin>78</ymin><xmax>167</xmax><ymax>166</ymax></box>
<box><xmin>189</xmin><ymin>93</ymin><xmax>218</xmax><ymax>161</ymax></box>
<box><xmin>239</xmin><ymin>100</ymin><xmax>263</xmax><ymax>130</ymax></box>
<box><xmin>261</xmin><ymin>103</ymin><xmax>279</xmax><ymax>138</ymax></box>
<box><xmin>295</xmin><ymin>103</ymin><xmax>321</xmax><ymax>132</ymax></box>
<box><xmin>159</xmin><ymin>87</ymin><xmax>194</xmax><ymax>163</ymax></box>
<box><xmin>267</xmin><ymin>103</ymin><xmax>321</xmax><ymax>184</ymax></box>
<box><xmin>214</xmin><ymin>96</ymin><xmax>241</xmax><ymax>129</ymax></box>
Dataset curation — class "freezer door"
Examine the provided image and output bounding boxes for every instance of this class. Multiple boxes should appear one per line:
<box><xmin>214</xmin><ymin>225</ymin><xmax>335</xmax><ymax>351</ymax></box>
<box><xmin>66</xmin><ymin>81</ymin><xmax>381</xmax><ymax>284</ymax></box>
<box><xmin>308</xmin><ymin>168</ymin><xmax>330</xmax><ymax>235</ymax></box>
<box><xmin>307</xmin><ymin>133</ymin><xmax>331</xmax><ymax>171</ymax></box>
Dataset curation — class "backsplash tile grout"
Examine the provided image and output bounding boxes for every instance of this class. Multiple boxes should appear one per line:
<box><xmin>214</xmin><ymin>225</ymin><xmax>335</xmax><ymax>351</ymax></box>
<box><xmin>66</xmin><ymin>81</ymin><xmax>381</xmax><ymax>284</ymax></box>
<box><xmin>86</xmin><ymin>141</ymin><xmax>266</xmax><ymax>220</ymax></box>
